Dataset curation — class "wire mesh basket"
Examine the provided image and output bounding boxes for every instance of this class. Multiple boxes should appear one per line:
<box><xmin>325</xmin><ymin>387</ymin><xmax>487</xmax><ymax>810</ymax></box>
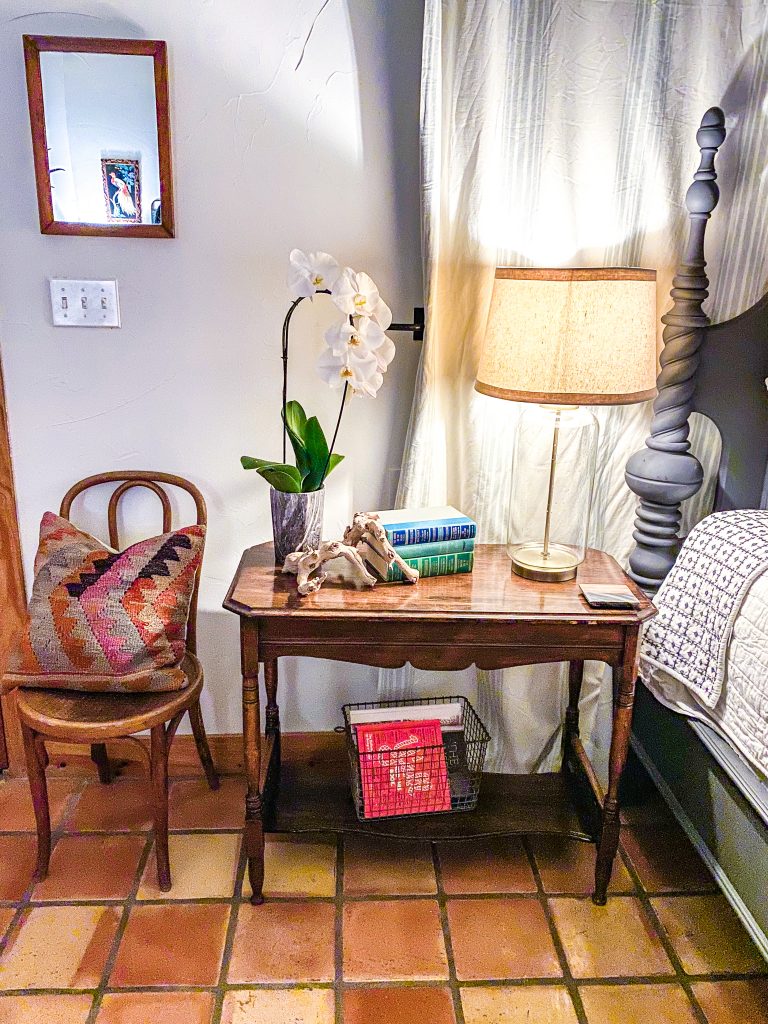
<box><xmin>343</xmin><ymin>696</ymin><xmax>490</xmax><ymax>822</ymax></box>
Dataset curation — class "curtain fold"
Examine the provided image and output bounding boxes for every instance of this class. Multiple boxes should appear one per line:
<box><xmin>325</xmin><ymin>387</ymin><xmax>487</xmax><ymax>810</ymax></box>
<box><xmin>386</xmin><ymin>0</ymin><xmax>768</xmax><ymax>777</ymax></box>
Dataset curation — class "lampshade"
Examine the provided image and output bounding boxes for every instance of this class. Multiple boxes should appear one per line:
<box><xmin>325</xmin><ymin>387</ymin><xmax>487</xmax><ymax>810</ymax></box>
<box><xmin>475</xmin><ymin>268</ymin><xmax>657</xmax><ymax>405</ymax></box>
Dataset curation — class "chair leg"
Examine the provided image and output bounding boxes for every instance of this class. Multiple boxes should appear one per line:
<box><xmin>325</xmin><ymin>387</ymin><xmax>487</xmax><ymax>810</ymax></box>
<box><xmin>188</xmin><ymin>699</ymin><xmax>219</xmax><ymax>791</ymax></box>
<box><xmin>150</xmin><ymin>724</ymin><xmax>171</xmax><ymax>892</ymax></box>
<box><xmin>21</xmin><ymin>723</ymin><xmax>51</xmax><ymax>881</ymax></box>
<box><xmin>90</xmin><ymin>743</ymin><xmax>113</xmax><ymax>784</ymax></box>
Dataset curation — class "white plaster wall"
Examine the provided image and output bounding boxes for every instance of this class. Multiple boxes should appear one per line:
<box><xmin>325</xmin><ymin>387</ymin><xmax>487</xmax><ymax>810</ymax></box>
<box><xmin>0</xmin><ymin>0</ymin><xmax>424</xmax><ymax>735</ymax></box>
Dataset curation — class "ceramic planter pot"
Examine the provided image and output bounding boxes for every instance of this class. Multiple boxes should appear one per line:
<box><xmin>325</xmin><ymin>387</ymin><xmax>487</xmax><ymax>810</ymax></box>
<box><xmin>270</xmin><ymin>486</ymin><xmax>324</xmax><ymax>565</ymax></box>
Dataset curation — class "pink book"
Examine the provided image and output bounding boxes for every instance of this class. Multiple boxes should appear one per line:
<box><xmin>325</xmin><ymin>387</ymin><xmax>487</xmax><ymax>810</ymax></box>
<box><xmin>356</xmin><ymin>718</ymin><xmax>451</xmax><ymax>818</ymax></box>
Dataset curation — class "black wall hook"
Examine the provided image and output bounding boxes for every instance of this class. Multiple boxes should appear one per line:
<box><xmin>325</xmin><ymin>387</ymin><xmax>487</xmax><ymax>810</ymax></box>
<box><xmin>390</xmin><ymin>306</ymin><xmax>425</xmax><ymax>341</ymax></box>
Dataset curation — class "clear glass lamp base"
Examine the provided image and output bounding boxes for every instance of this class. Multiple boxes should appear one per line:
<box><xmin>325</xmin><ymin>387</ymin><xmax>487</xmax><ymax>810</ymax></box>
<box><xmin>510</xmin><ymin>542</ymin><xmax>579</xmax><ymax>582</ymax></box>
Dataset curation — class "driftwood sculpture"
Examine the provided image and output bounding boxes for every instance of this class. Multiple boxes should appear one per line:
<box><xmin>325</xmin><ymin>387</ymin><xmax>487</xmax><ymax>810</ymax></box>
<box><xmin>283</xmin><ymin>540</ymin><xmax>377</xmax><ymax>595</ymax></box>
<box><xmin>344</xmin><ymin>512</ymin><xmax>420</xmax><ymax>584</ymax></box>
<box><xmin>283</xmin><ymin>511</ymin><xmax>420</xmax><ymax>595</ymax></box>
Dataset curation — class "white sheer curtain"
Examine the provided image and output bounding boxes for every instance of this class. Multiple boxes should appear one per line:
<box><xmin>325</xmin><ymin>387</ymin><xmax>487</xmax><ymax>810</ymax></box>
<box><xmin>381</xmin><ymin>0</ymin><xmax>768</xmax><ymax>777</ymax></box>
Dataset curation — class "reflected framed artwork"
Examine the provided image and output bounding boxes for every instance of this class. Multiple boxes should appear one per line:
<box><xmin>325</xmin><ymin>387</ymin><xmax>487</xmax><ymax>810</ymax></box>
<box><xmin>102</xmin><ymin>158</ymin><xmax>141</xmax><ymax>222</ymax></box>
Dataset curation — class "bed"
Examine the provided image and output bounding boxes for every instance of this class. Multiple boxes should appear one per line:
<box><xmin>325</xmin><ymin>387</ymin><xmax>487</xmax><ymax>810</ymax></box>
<box><xmin>625</xmin><ymin>107</ymin><xmax>768</xmax><ymax>958</ymax></box>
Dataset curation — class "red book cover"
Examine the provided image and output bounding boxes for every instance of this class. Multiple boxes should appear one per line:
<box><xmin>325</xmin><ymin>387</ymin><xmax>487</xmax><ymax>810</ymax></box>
<box><xmin>355</xmin><ymin>719</ymin><xmax>451</xmax><ymax>818</ymax></box>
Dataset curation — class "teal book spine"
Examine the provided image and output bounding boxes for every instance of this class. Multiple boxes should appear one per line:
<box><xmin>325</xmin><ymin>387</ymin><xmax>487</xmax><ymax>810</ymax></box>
<box><xmin>384</xmin><ymin>518</ymin><xmax>477</xmax><ymax>546</ymax></box>
<box><xmin>393</xmin><ymin>538</ymin><xmax>475</xmax><ymax>558</ymax></box>
<box><xmin>387</xmin><ymin>550</ymin><xmax>474</xmax><ymax>583</ymax></box>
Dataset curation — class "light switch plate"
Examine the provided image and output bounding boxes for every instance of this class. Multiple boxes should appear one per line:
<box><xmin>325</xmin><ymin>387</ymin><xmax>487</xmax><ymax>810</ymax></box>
<box><xmin>49</xmin><ymin>279</ymin><xmax>120</xmax><ymax>327</ymax></box>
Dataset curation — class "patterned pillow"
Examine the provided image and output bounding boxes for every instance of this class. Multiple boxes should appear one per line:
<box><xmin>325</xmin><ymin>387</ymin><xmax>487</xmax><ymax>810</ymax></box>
<box><xmin>2</xmin><ymin>512</ymin><xmax>205</xmax><ymax>693</ymax></box>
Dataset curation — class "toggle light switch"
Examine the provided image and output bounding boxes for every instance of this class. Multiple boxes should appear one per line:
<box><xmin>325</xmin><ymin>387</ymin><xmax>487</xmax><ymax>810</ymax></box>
<box><xmin>49</xmin><ymin>279</ymin><xmax>120</xmax><ymax>327</ymax></box>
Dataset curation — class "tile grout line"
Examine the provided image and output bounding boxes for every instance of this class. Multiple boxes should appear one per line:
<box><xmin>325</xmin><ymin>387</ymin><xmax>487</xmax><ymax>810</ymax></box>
<box><xmin>0</xmin><ymin>776</ymin><xmax>88</xmax><ymax>957</ymax></box>
<box><xmin>1</xmin><ymin>970</ymin><xmax>763</xmax><ymax>1002</ymax></box>
<box><xmin>4</xmin><ymin>884</ymin><xmax>739</xmax><ymax>910</ymax></box>
<box><xmin>85</xmin><ymin>830</ymin><xmax>154</xmax><ymax>1024</ymax></box>
<box><xmin>431</xmin><ymin>842</ymin><xmax>467</xmax><ymax>1024</ymax></box>
<box><xmin>523</xmin><ymin>835</ymin><xmax>590</xmax><ymax>1024</ymax></box>
<box><xmin>209</xmin><ymin>832</ymin><xmax>248</xmax><ymax>1024</ymax></box>
<box><xmin>334</xmin><ymin>834</ymin><xmax>345</xmax><ymax>1024</ymax></box>
<box><xmin>618</xmin><ymin>843</ymin><xmax>711</xmax><ymax>1024</ymax></box>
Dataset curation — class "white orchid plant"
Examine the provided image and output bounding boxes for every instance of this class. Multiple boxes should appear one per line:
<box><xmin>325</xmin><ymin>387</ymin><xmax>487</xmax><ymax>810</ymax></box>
<box><xmin>241</xmin><ymin>250</ymin><xmax>396</xmax><ymax>493</ymax></box>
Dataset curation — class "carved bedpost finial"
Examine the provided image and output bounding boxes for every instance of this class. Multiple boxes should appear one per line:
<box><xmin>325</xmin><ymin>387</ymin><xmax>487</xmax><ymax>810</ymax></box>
<box><xmin>625</xmin><ymin>107</ymin><xmax>726</xmax><ymax>593</ymax></box>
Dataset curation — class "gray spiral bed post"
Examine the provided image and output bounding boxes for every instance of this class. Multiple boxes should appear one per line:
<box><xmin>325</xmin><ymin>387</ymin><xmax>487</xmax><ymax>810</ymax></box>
<box><xmin>625</xmin><ymin>107</ymin><xmax>727</xmax><ymax>593</ymax></box>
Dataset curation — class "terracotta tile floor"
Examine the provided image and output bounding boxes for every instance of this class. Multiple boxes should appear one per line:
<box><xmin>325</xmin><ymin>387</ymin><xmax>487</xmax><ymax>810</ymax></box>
<box><xmin>0</xmin><ymin>769</ymin><xmax>765</xmax><ymax>1024</ymax></box>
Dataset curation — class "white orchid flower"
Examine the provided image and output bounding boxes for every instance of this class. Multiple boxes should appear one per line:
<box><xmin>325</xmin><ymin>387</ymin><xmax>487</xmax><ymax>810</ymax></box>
<box><xmin>287</xmin><ymin>249</ymin><xmax>341</xmax><ymax>298</ymax></box>
<box><xmin>323</xmin><ymin>317</ymin><xmax>396</xmax><ymax>371</ymax></box>
<box><xmin>350</xmin><ymin>370</ymin><xmax>384</xmax><ymax>397</ymax></box>
<box><xmin>361</xmin><ymin>319</ymin><xmax>396</xmax><ymax>370</ymax></box>
<box><xmin>316</xmin><ymin>346</ymin><xmax>383</xmax><ymax>397</ymax></box>
<box><xmin>324</xmin><ymin>321</ymin><xmax>358</xmax><ymax>357</ymax></box>
<box><xmin>331</xmin><ymin>269</ymin><xmax>393</xmax><ymax>329</ymax></box>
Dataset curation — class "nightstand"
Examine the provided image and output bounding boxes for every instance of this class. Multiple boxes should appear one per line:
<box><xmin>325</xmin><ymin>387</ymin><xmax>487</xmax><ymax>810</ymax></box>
<box><xmin>224</xmin><ymin>544</ymin><xmax>655</xmax><ymax>905</ymax></box>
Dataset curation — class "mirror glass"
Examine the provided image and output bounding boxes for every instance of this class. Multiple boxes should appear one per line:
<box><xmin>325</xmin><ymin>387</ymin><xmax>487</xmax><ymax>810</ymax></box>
<box><xmin>24</xmin><ymin>37</ymin><xmax>174</xmax><ymax>237</ymax></box>
<box><xmin>39</xmin><ymin>51</ymin><xmax>160</xmax><ymax>226</ymax></box>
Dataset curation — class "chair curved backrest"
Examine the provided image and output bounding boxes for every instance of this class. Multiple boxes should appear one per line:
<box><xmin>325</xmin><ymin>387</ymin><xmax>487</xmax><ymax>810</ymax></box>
<box><xmin>59</xmin><ymin>471</ymin><xmax>207</xmax><ymax>655</ymax></box>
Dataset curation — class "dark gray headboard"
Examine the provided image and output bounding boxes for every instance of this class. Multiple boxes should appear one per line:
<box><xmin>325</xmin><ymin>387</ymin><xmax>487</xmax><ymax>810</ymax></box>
<box><xmin>626</xmin><ymin>106</ymin><xmax>768</xmax><ymax>592</ymax></box>
<box><xmin>695</xmin><ymin>292</ymin><xmax>768</xmax><ymax>512</ymax></box>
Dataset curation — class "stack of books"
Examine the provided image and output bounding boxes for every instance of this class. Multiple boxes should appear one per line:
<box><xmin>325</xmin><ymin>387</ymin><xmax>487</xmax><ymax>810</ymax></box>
<box><xmin>350</xmin><ymin>702</ymin><xmax>473</xmax><ymax>818</ymax></box>
<box><xmin>360</xmin><ymin>506</ymin><xmax>477</xmax><ymax>582</ymax></box>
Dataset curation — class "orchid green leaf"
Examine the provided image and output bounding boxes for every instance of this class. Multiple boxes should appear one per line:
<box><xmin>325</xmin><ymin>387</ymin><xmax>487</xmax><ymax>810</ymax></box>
<box><xmin>283</xmin><ymin>401</ymin><xmax>308</xmax><ymax>443</ymax></box>
<box><xmin>301</xmin><ymin>416</ymin><xmax>330</xmax><ymax>491</ymax></box>
<box><xmin>240</xmin><ymin>457</ymin><xmax>302</xmax><ymax>493</ymax></box>
<box><xmin>324</xmin><ymin>453</ymin><xmax>344</xmax><ymax>479</ymax></box>
<box><xmin>283</xmin><ymin>403</ymin><xmax>313</xmax><ymax>483</ymax></box>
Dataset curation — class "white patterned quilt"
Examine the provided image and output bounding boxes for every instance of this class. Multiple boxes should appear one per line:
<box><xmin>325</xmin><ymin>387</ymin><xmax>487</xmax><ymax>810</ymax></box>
<box><xmin>640</xmin><ymin>511</ymin><xmax>768</xmax><ymax>779</ymax></box>
<box><xmin>640</xmin><ymin>510</ymin><xmax>768</xmax><ymax>709</ymax></box>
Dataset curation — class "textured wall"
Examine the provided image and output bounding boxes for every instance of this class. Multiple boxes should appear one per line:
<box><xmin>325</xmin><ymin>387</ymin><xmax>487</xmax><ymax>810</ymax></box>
<box><xmin>0</xmin><ymin>0</ymin><xmax>424</xmax><ymax>733</ymax></box>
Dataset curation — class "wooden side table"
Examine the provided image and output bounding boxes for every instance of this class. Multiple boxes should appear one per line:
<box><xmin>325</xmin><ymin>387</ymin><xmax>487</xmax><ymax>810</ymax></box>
<box><xmin>224</xmin><ymin>544</ymin><xmax>655</xmax><ymax>905</ymax></box>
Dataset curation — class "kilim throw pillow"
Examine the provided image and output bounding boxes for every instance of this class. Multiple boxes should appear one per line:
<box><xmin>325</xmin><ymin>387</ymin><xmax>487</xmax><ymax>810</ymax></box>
<box><xmin>2</xmin><ymin>512</ymin><xmax>205</xmax><ymax>693</ymax></box>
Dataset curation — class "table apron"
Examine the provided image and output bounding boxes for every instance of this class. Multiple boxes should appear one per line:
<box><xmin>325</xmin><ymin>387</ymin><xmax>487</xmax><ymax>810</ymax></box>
<box><xmin>260</xmin><ymin>642</ymin><xmax>624</xmax><ymax>670</ymax></box>
<box><xmin>255</xmin><ymin>619</ymin><xmax>629</xmax><ymax>671</ymax></box>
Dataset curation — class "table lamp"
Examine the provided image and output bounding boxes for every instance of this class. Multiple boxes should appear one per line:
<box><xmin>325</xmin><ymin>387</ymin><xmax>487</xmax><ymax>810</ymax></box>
<box><xmin>475</xmin><ymin>268</ymin><xmax>657</xmax><ymax>582</ymax></box>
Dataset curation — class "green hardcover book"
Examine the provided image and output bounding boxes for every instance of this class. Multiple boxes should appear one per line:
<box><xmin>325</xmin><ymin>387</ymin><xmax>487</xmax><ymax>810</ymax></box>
<box><xmin>387</xmin><ymin>550</ymin><xmax>474</xmax><ymax>582</ymax></box>
<box><xmin>370</xmin><ymin>537</ymin><xmax>475</xmax><ymax>559</ymax></box>
<box><xmin>362</xmin><ymin>537</ymin><xmax>475</xmax><ymax>580</ymax></box>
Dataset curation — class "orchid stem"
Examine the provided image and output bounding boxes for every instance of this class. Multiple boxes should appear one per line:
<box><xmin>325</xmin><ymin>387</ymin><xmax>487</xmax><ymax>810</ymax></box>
<box><xmin>321</xmin><ymin>382</ymin><xmax>348</xmax><ymax>483</ymax></box>
<box><xmin>280</xmin><ymin>289</ymin><xmax>331</xmax><ymax>463</ymax></box>
<box><xmin>281</xmin><ymin>296</ymin><xmax>304</xmax><ymax>463</ymax></box>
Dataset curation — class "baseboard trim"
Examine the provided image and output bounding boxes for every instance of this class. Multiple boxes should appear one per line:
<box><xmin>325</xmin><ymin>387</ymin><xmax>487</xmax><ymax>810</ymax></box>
<box><xmin>4</xmin><ymin>731</ymin><xmax>340</xmax><ymax>780</ymax></box>
<box><xmin>5</xmin><ymin>732</ymin><xmax>246</xmax><ymax>779</ymax></box>
<box><xmin>632</xmin><ymin>735</ymin><xmax>768</xmax><ymax>962</ymax></box>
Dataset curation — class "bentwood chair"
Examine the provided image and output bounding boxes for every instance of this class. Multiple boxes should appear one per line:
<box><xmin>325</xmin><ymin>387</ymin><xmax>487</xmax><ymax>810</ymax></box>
<box><xmin>15</xmin><ymin>472</ymin><xmax>219</xmax><ymax>891</ymax></box>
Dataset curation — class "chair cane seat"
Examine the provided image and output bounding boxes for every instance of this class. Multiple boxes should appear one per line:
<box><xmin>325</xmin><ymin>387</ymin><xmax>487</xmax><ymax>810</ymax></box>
<box><xmin>16</xmin><ymin>653</ymin><xmax>204</xmax><ymax>741</ymax></box>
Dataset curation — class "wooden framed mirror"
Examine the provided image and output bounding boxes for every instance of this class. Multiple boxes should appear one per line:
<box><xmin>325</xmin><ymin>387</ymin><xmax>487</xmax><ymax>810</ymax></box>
<box><xmin>23</xmin><ymin>35</ymin><xmax>175</xmax><ymax>238</ymax></box>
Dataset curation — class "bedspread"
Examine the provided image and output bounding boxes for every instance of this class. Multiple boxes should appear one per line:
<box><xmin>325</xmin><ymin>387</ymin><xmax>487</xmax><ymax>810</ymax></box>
<box><xmin>640</xmin><ymin>511</ymin><xmax>768</xmax><ymax>709</ymax></box>
<box><xmin>641</xmin><ymin>568</ymin><xmax>768</xmax><ymax>780</ymax></box>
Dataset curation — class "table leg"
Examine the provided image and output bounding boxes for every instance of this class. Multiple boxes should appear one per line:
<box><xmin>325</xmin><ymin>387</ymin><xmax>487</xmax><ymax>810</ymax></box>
<box><xmin>264</xmin><ymin>659</ymin><xmax>280</xmax><ymax>735</ymax></box>
<box><xmin>593</xmin><ymin>629</ymin><xmax>639</xmax><ymax>904</ymax></box>
<box><xmin>263</xmin><ymin>659</ymin><xmax>281</xmax><ymax>828</ymax></box>
<box><xmin>563</xmin><ymin>659</ymin><xmax>584</xmax><ymax>767</ymax></box>
<box><xmin>241</xmin><ymin>621</ymin><xmax>265</xmax><ymax>906</ymax></box>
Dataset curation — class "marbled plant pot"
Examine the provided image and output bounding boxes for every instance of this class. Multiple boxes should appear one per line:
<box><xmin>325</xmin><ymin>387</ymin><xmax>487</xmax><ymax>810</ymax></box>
<box><xmin>270</xmin><ymin>486</ymin><xmax>324</xmax><ymax>565</ymax></box>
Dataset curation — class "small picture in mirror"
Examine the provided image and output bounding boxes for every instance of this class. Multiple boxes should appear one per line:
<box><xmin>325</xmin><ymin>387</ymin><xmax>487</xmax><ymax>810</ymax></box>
<box><xmin>102</xmin><ymin>158</ymin><xmax>141</xmax><ymax>223</ymax></box>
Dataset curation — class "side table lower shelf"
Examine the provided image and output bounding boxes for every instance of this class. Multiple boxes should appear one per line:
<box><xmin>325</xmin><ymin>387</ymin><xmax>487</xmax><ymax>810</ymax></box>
<box><xmin>263</xmin><ymin>732</ymin><xmax>597</xmax><ymax>843</ymax></box>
